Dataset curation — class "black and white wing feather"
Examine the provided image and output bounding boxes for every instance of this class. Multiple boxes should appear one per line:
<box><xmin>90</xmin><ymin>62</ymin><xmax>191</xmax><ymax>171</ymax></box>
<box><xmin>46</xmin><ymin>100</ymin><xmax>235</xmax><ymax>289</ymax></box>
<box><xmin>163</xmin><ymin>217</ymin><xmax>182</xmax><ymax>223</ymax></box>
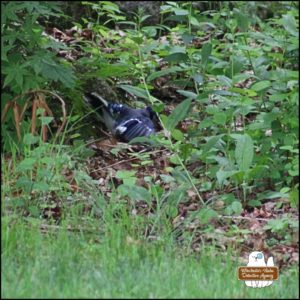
<box><xmin>84</xmin><ymin>92</ymin><xmax>155</xmax><ymax>142</ymax></box>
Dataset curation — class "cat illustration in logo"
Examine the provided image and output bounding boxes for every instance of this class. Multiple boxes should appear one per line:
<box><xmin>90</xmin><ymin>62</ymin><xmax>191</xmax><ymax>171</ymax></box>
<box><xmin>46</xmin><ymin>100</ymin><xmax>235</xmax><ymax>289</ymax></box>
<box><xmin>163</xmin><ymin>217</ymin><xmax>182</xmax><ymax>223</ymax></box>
<box><xmin>245</xmin><ymin>251</ymin><xmax>274</xmax><ymax>288</ymax></box>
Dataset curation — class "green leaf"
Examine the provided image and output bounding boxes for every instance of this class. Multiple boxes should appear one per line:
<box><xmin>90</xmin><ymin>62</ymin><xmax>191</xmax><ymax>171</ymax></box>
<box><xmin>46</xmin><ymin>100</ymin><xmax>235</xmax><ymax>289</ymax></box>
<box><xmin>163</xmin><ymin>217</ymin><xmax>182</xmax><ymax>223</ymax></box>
<box><xmin>176</xmin><ymin>90</ymin><xmax>197</xmax><ymax>99</ymax></box>
<box><xmin>251</xmin><ymin>80</ymin><xmax>271</xmax><ymax>92</ymax></box>
<box><xmin>213</xmin><ymin>112</ymin><xmax>227</xmax><ymax>125</ymax></box>
<box><xmin>171</xmin><ymin>169</ymin><xmax>191</xmax><ymax>185</ymax></box>
<box><xmin>116</xmin><ymin>170</ymin><xmax>136</xmax><ymax>178</ymax></box>
<box><xmin>118</xmin><ymin>185</ymin><xmax>151</xmax><ymax>202</ymax></box>
<box><xmin>23</xmin><ymin>133</ymin><xmax>40</xmax><ymax>145</ymax></box>
<box><xmin>17</xmin><ymin>158</ymin><xmax>37</xmax><ymax>171</ymax></box>
<box><xmin>39</xmin><ymin>116</ymin><xmax>54</xmax><ymax>125</ymax></box>
<box><xmin>39</xmin><ymin>56</ymin><xmax>76</xmax><ymax>88</ymax></box>
<box><xmin>282</xmin><ymin>14</ymin><xmax>298</xmax><ymax>37</ymax></box>
<box><xmin>171</xmin><ymin>128</ymin><xmax>184</xmax><ymax>141</ymax></box>
<box><xmin>192</xmin><ymin>74</ymin><xmax>203</xmax><ymax>84</ymax></box>
<box><xmin>181</xmin><ymin>32</ymin><xmax>194</xmax><ymax>44</ymax></box>
<box><xmin>233</xmin><ymin>9</ymin><xmax>249</xmax><ymax>32</ymax></box>
<box><xmin>116</xmin><ymin>170</ymin><xmax>137</xmax><ymax>185</ymax></box>
<box><xmin>147</xmin><ymin>66</ymin><xmax>182</xmax><ymax>82</ymax></box>
<box><xmin>16</xmin><ymin>177</ymin><xmax>33</xmax><ymax>192</ymax></box>
<box><xmin>197</xmin><ymin>207</ymin><xmax>218</xmax><ymax>224</ymax></box>
<box><xmin>173</xmin><ymin>8</ymin><xmax>189</xmax><ymax>15</ymax></box>
<box><xmin>269</xmin><ymin>93</ymin><xmax>289</xmax><ymax>102</ymax></box>
<box><xmin>118</xmin><ymin>85</ymin><xmax>149</xmax><ymax>100</ymax></box>
<box><xmin>163</xmin><ymin>52</ymin><xmax>189</xmax><ymax>63</ymax></box>
<box><xmin>231</xmin><ymin>201</ymin><xmax>243</xmax><ymax>214</ymax></box>
<box><xmin>216</xmin><ymin>170</ymin><xmax>239</xmax><ymax>185</ymax></box>
<box><xmin>166</xmin><ymin>98</ymin><xmax>192</xmax><ymax>131</ymax></box>
<box><xmin>233</xmin><ymin>134</ymin><xmax>254</xmax><ymax>172</ymax></box>
<box><xmin>201</xmin><ymin>43</ymin><xmax>212</xmax><ymax>66</ymax></box>
<box><xmin>3</xmin><ymin>71</ymin><xmax>15</xmax><ymax>87</ymax></box>
<box><xmin>203</xmin><ymin>135</ymin><xmax>224</xmax><ymax>152</ymax></box>
<box><xmin>96</xmin><ymin>64</ymin><xmax>131</xmax><ymax>78</ymax></box>
<box><xmin>32</xmin><ymin>182</ymin><xmax>49</xmax><ymax>192</ymax></box>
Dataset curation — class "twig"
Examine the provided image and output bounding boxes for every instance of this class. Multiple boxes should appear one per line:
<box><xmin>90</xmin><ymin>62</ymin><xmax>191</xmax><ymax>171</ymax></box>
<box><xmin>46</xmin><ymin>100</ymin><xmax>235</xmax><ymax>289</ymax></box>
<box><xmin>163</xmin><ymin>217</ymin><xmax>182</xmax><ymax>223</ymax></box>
<box><xmin>221</xmin><ymin>215</ymin><xmax>271</xmax><ymax>222</ymax></box>
<box><xmin>90</xmin><ymin>157</ymin><xmax>138</xmax><ymax>173</ymax></box>
<box><xmin>221</xmin><ymin>215</ymin><xmax>299</xmax><ymax>222</ymax></box>
<box><xmin>39</xmin><ymin>223</ymin><xmax>103</xmax><ymax>234</ymax></box>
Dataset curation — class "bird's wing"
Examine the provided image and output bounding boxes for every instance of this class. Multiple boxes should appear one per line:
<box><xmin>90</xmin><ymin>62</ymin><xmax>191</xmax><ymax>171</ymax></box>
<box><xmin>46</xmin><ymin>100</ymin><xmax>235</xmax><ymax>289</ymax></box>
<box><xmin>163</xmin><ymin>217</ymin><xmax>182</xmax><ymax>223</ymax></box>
<box><xmin>84</xmin><ymin>93</ymin><xmax>124</xmax><ymax>132</ymax></box>
<box><xmin>115</xmin><ymin>118</ymin><xmax>154</xmax><ymax>141</ymax></box>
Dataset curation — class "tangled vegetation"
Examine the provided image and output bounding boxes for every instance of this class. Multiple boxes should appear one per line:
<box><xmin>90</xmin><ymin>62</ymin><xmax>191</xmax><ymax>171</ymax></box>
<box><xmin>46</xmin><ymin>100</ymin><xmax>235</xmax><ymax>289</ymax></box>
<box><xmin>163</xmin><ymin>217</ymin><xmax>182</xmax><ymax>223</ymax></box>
<box><xmin>1</xmin><ymin>1</ymin><xmax>299</xmax><ymax>298</ymax></box>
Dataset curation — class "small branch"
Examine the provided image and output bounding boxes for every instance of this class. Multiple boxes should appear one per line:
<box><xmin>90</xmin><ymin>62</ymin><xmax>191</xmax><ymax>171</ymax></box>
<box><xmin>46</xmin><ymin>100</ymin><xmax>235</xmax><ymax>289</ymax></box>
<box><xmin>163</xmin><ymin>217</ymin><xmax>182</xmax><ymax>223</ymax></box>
<box><xmin>221</xmin><ymin>215</ymin><xmax>270</xmax><ymax>222</ymax></box>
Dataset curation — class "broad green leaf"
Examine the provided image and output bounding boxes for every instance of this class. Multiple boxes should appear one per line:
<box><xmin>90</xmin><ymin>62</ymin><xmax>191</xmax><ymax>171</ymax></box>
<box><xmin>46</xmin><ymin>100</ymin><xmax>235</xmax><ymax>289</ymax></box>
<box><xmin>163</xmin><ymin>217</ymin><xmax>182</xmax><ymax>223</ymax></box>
<box><xmin>118</xmin><ymin>185</ymin><xmax>151</xmax><ymax>202</ymax></box>
<box><xmin>217</xmin><ymin>75</ymin><xmax>232</xmax><ymax>87</ymax></box>
<box><xmin>141</xmin><ymin>26</ymin><xmax>157</xmax><ymax>37</ymax></box>
<box><xmin>234</xmin><ymin>134</ymin><xmax>254</xmax><ymax>172</ymax></box>
<box><xmin>96</xmin><ymin>64</ymin><xmax>131</xmax><ymax>78</ymax></box>
<box><xmin>190</xmin><ymin>16</ymin><xmax>201</xmax><ymax>27</ymax></box>
<box><xmin>171</xmin><ymin>128</ymin><xmax>184</xmax><ymax>141</ymax></box>
<box><xmin>141</xmin><ymin>41</ymin><xmax>159</xmax><ymax>53</ymax></box>
<box><xmin>41</xmin><ymin>58</ymin><xmax>76</xmax><ymax>88</ymax></box>
<box><xmin>32</xmin><ymin>182</ymin><xmax>49</xmax><ymax>192</ymax></box>
<box><xmin>197</xmin><ymin>207</ymin><xmax>218</xmax><ymax>224</ymax></box>
<box><xmin>176</xmin><ymin>90</ymin><xmax>197</xmax><ymax>99</ymax></box>
<box><xmin>116</xmin><ymin>170</ymin><xmax>136</xmax><ymax>178</ymax></box>
<box><xmin>17</xmin><ymin>158</ymin><xmax>37</xmax><ymax>171</ymax></box>
<box><xmin>163</xmin><ymin>52</ymin><xmax>189</xmax><ymax>63</ymax></box>
<box><xmin>160</xmin><ymin>174</ymin><xmax>175</xmax><ymax>183</ymax></box>
<box><xmin>171</xmin><ymin>168</ymin><xmax>191</xmax><ymax>185</ymax></box>
<box><xmin>282</xmin><ymin>14</ymin><xmax>298</xmax><ymax>37</ymax></box>
<box><xmin>192</xmin><ymin>74</ymin><xmax>203</xmax><ymax>84</ymax></box>
<box><xmin>102</xmin><ymin>2</ymin><xmax>121</xmax><ymax>13</ymax></box>
<box><xmin>251</xmin><ymin>80</ymin><xmax>271</xmax><ymax>92</ymax></box>
<box><xmin>147</xmin><ymin>66</ymin><xmax>182</xmax><ymax>82</ymax></box>
<box><xmin>169</xmin><ymin>154</ymin><xmax>181</xmax><ymax>165</ymax></box>
<box><xmin>116</xmin><ymin>170</ymin><xmax>136</xmax><ymax>185</ymax></box>
<box><xmin>173</xmin><ymin>8</ymin><xmax>189</xmax><ymax>15</ymax></box>
<box><xmin>165</xmin><ymin>188</ymin><xmax>185</xmax><ymax>207</ymax></box>
<box><xmin>23</xmin><ymin>133</ymin><xmax>40</xmax><ymax>145</ymax></box>
<box><xmin>216</xmin><ymin>170</ymin><xmax>239</xmax><ymax>185</ymax></box>
<box><xmin>39</xmin><ymin>116</ymin><xmax>54</xmax><ymax>125</ymax></box>
<box><xmin>166</xmin><ymin>98</ymin><xmax>192</xmax><ymax>131</ymax></box>
<box><xmin>181</xmin><ymin>32</ymin><xmax>194</xmax><ymax>44</ymax></box>
<box><xmin>203</xmin><ymin>135</ymin><xmax>224</xmax><ymax>152</ymax></box>
<box><xmin>16</xmin><ymin>177</ymin><xmax>33</xmax><ymax>192</ymax></box>
<box><xmin>231</xmin><ymin>201</ymin><xmax>243</xmax><ymax>214</ymax></box>
<box><xmin>213</xmin><ymin>112</ymin><xmax>227</xmax><ymax>125</ymax></box>
<box><xmin>201</xmin><ymin>43</ymin><xmax>212</xmax><ymax>66</ymax></box>
<box><xmin>233</xmin><ymin>8</ymin><xmax>249</xmax><ymax>32</ymax></box>
<box><xmin>118</xmin><ymin>85</ymin><xmax>149</xmax><ymax>100</ymax></box>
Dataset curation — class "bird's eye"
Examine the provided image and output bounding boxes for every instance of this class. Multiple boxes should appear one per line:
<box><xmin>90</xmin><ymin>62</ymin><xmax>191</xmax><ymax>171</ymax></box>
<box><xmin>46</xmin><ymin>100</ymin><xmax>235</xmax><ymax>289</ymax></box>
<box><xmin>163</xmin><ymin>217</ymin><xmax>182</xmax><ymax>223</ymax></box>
<box><xmin>257</xmin><ymin>253</ymin><xmax>263</xmax><ymax>259</ymax></box>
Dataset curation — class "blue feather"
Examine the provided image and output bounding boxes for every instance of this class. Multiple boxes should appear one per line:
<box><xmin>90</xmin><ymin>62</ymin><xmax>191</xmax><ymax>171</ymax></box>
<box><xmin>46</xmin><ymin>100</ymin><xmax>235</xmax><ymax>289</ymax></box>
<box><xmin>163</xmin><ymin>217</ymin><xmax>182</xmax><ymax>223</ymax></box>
<box><xmin>84</xmin><ymin>93</ymin><xmax>156</xmax><ymax>142</ymax></box>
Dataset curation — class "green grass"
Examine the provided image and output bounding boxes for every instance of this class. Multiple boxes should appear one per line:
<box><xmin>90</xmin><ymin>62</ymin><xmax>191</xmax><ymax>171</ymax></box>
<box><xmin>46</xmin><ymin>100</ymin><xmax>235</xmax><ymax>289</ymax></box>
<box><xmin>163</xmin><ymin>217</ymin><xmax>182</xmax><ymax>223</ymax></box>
<box><xmin>1</xmin><ymin>217</ymin><xmax>298</xmax><ymax>299</ymax></box>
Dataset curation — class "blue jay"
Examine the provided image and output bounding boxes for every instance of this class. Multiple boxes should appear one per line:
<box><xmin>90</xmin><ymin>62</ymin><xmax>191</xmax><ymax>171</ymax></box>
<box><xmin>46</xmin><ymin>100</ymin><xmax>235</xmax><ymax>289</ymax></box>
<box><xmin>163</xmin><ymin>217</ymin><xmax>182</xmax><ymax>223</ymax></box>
<box><xmin>84</xmin><ymin>92</ymin><xmax>156</xmax><ymax>142</ymax></box>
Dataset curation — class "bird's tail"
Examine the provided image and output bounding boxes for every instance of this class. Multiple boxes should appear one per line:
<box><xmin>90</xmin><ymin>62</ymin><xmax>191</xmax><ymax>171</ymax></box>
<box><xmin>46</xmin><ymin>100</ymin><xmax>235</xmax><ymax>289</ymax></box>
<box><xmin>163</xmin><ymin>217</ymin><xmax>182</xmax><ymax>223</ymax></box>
<box><xmin>84</xmin><ymin>92</ymin><xmax>109</xmax><ymax>110</ymax></box>
<box><xmin>84</xmin><ymin>92</ymin><xmax>115</xmax><ymax>132</ymax></box>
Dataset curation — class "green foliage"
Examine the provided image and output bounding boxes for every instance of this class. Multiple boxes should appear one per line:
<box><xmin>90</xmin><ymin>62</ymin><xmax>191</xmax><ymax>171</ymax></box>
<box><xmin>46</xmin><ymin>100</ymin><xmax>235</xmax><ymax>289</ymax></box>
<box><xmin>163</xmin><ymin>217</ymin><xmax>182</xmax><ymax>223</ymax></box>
<box><xmin>1</xmin><ymin>1</ymin><xmax>77</xmax><ymax>142</ymax></box>
<box><xmin>2</xmin><ymin>132</ymin><xmax>97</xmax><ymax>218</ymax></box>
<box><xmin>1</xmin><ymin>2</ymin><xmax>76</xmax><ymax>93</ymax></box>
<box><xmin>72</xmin><ymin>0</ymin><xmax>298</xmax><ymax>221</ymax></box>
<box><xmin>1</xmin><ymin>3</ymin><xmax>299</xmax><ymax>297</ymax></box>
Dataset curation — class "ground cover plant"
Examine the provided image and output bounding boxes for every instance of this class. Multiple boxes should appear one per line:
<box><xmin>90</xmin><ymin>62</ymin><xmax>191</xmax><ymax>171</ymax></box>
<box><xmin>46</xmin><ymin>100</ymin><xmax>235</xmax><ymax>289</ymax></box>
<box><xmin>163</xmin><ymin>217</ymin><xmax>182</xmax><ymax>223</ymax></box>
<box><xmin>1</xmin><ymin>1</ymin><xmax>299</xmax><ymax>298</ymax></box>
